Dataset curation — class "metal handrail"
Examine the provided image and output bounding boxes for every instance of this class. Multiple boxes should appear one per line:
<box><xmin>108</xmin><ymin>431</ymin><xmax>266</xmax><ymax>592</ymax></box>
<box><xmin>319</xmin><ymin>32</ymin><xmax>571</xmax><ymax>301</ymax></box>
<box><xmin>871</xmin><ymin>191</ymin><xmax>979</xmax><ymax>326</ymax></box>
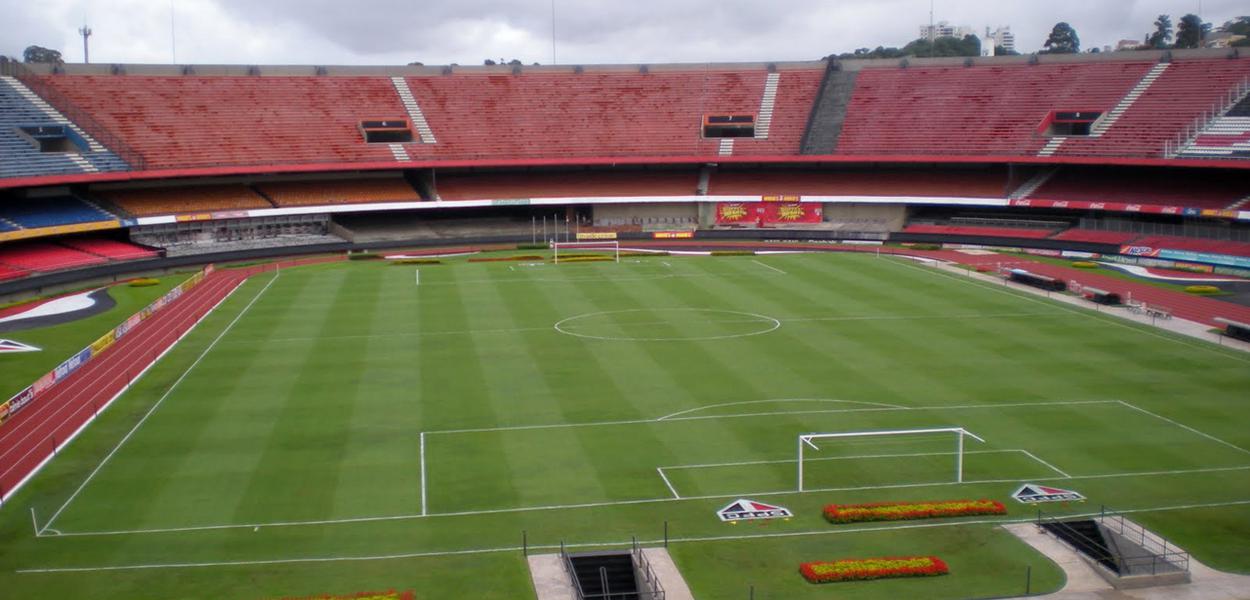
<box><xmin>1168</xmin><ymin>75</ymin><xmax>1250</xmax><ymax>158</ymax></box>
<box><xmin>1038</xmin><ymin>507</ymin><xmax>1191</xmax><ymax>577</ymax></box>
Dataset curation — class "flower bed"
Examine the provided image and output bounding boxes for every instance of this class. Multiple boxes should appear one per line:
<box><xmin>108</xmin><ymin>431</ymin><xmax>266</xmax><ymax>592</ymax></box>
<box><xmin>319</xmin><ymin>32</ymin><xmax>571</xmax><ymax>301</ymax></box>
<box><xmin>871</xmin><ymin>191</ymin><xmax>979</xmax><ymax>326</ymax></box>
<box><xmin>128</xmin><ymin>277</ymin><xmax>160</xmax><ymax>287</ymax></box>
<box><xmin>390</xmin><ymin>258</ymin><xmax>442</xmax><ymax>265</ymax></box>
<box><xmin>277</xmin><ymin>590</ymin><xmax>414</xmax><ymax>600</ymax></box>
<box><xmin>824</xmin><ymin>499</ymin><xmax>1005</xmax><ymax>524</ymax></box>
<box><xmin>1071</xmin><ymin>261</ymin><xmax>1098</xmax><ymax>269</ymax></box>
<box><xmin>556</xmin><ymin>255</ymin><xmax>616</xmax><ymax>263</ymax></box>
<box><xmin>1185</xmin><ymin>284</ymin><xmax>1221</xmax><ymax>295</ymax></box>
<box><xmin>467</xmin><ymin>255</ymin><xmax>544</xmax><ymax>263</ymax></box>
<box><xmin>800</xmin><ymin>556</ymin><xmax>949</xmax><ymax>583</ymax></box>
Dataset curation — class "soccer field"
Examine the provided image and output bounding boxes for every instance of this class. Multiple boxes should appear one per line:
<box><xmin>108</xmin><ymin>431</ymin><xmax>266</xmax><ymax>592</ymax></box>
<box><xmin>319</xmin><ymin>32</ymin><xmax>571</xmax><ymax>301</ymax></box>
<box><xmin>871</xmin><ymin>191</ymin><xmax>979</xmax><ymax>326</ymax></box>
<box><xmin>2</xmin><ymin>251</ymin><xmax>1249</xmax><ymax>599</ymax></box>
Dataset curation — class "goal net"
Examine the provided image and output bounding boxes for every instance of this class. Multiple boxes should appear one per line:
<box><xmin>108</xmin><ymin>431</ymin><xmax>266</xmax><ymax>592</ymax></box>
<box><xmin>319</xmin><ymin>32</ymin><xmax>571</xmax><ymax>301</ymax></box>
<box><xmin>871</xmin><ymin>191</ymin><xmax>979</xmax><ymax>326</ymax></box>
<box><xmin>796</xmin><ymin>427</ymin><xmax>984</xmax><ymax>492</ymax></box>
<box><xmin>552</xmin><ymin>241</ymin><xmax>620</xmax><ymax>263</ymax></box>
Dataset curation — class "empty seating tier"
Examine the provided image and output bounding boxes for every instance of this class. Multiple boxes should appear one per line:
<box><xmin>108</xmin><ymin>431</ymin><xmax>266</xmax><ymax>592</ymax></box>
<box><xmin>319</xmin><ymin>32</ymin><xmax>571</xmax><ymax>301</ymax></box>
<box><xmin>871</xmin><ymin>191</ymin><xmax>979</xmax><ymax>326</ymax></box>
<box><xmin>0</xmin><ymin>196</ymin><xmax>115</xmax><ymax>228</ymax></box>
<box><xmin>435</xmin><ymin>171</ymin><xmax>699</xmax><ymax>200</ymax></box>
<box><xmin>0</xmin><ymin>263</ymin><xmax>28</xmax><ymax>281</ymax></box>
<box><xmin>902</xmin><ymin>224</ymin><xmax>1057</xmax><ymax>239</ymax></box>
<box><xmin>0</xmin><ymin>241</ymin><xmax>108</xmax><ymax>272</ymax></box>
<box><xmin>1049</xmin><ymin>229</ymin><xmax>1140</xmax><ymax>244</ymax></box>
<box><xmin>1030</xmin><ymin>167</ymin><xmax>1250</xmax><ymax>209</ymax></box>
<box><xmin>58</xmin><ymin>238</ymin><xmax>158</xmax><ymax>260</ymax></box>
<box><xmin>257</xmin><ymin>178</ymin><xmax>420</xmax><ymax>206</ymax></box>
<box><xmin>0</xmin><ymin>76</ymin><xmax>128</xmax><ymax>179</ymax></box>
<box><xmin>708</xmin><ymin>168</ymin><xmax>1008</xmax><ymax>197</ymax></box>
<box><xmin>836</xmin><ymin>61</ymin><xmax>1154</xmax><ymax>156</ymax></box>
<box><xmin>101</xmin><ymin>185</ymin><xmax>272</xmax><ymax>216</ymax></box>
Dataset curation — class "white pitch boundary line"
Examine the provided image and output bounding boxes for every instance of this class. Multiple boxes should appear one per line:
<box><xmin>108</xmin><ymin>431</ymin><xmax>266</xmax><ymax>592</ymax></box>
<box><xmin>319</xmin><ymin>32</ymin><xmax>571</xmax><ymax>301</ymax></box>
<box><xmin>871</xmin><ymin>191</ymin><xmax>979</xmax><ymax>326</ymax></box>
<box><xmin>656</xmin><ymin>468</ymin><xmax>681</xmax><ymax>499</ymax></box>
<box><xmin>661</xmin><ymin>449</ymin><xmax>1031</xmax><ymax>470</ymax></box>
<box><xmin>657</xmin><ymin>398</ymin><xmax>905</xmax><ymax>421</ymax></box>
<box><xmin>19</xmin><ymin>498</ymin><xmax>1250</xmax><ymax>574</ymax></box>
<box><xmin>750</xmin><ymin>259</ymin><xmax>786</xmax><ymax>275</ymax></box>
<box><xmin>38</xmin><ymin>272</ymin><xmax>280</xmax><ymax>535</ymax></box>
<box><xmin>419</xmin><ymin>432</ymin><xmax>428</xmax><ymax>516</ymax></box>
<box><xmin>1117</xmin><ymin>400</ymin><xmax>1250</xmax><ymax>456</ymax></box>
<box><xmin>1018</xmin><ymin>449</ymin><xmax>1070</xmax><ymax>477</ymax></box>
<box><xmin>41</xmin><ymin>463</ymin><xmax>1250</xmax><ymax>539</ymax></box>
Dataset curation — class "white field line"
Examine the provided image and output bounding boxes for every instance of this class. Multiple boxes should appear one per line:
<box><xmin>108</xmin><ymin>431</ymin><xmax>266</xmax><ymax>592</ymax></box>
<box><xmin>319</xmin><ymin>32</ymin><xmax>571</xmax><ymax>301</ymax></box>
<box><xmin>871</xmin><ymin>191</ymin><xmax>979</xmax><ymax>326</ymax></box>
<box><xmin>20</xmin><ymin>498</ymin><xmax>1250</xmax><ymax>573</ymax></box>
<box><xmin>1018</xmin><ymin>449</ymin><xmax>1070</xmax><ymax>477</ymax></box>
<box><xmin>661</xmin><ymin>449</ymin><xmax>1027</xmax><ymax>470</ymax></box>
<box><xmin>657</xmin><ymin>398</ymin><xmax>905</xmax><ymax>421</ymax></box>
<box><xmin>884</xmin><ymin>256</ymin><xmax>1250</xmax><ymax>363</ymax></box>
<box><xmin>42</xmin><ymin>463</ymin><xmax>1250</xmax><ymax>539</ymax></box>
<box><xmin>750</xmin><ymin>259</ymin><xmax>786</xmax><ymax>275</ymax></box>
<box><xmin>656</xmin><ymin>468</ymin><xmax>681</xmax><ymax>499</ymax></box>
<box><xmin>38</xmin><ymin>273</ymin><xmax>279</xmax><ymax>534</ymax></box>
<box><xmin>1117</xmin><ymin>400</ymin><xmax>1250</xmax><ymax>456</ymax></box>
<box><xmin>0</xmin><ymin>279</ymin><xmax>244</xmax><ymax>507</ymax></box>
<box><xmin>419</xmin><ymin>432</ymin><xmax>428</xmax><ymax>516</ymax></box>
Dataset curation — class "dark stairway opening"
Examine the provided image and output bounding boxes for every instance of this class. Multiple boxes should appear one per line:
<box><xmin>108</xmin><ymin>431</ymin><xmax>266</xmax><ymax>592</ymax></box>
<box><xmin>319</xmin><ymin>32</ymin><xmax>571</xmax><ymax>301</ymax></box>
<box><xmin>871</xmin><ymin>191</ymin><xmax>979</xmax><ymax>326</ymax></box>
<box><xmin>569</xmin><ymin>551</ymin><xmax>640</xmax><ymax>600</ymax></box>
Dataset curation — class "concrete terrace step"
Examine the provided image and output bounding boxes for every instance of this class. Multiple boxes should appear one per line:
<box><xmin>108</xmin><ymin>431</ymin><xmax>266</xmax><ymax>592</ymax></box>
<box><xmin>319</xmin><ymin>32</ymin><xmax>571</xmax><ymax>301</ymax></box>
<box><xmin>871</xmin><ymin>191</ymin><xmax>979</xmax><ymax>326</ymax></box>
<box><xmin>1090</xmin><ymin>63</ymin><xmax>1170</xmax><ymax>137</ymax></box>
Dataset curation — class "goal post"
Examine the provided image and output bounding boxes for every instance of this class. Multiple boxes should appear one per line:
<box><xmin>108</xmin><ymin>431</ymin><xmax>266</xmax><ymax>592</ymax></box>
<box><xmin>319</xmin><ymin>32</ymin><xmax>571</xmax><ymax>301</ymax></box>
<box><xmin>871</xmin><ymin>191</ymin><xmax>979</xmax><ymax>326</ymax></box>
<box><xmin>552</xmin><ymin>240</ymin><xmax>620</xmax><ymax>263</ymax></box>
<box><xmin>796</xmin><ymin>427</ymin><xmax>985</xmax><ymax>492</ymax></box>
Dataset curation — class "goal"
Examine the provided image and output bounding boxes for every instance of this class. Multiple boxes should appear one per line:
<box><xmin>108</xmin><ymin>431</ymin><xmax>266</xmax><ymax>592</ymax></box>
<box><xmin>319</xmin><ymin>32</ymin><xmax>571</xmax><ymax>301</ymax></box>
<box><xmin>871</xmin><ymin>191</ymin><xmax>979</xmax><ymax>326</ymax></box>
<box><xmin>552</xmin><ymin>241</ymin><xmax>620</xmax><ymax>263</ymax></box>
<box><xmin>796</xmin><ymin>427</ymin><xmax>985</xmax><ymax>491</ymax></box>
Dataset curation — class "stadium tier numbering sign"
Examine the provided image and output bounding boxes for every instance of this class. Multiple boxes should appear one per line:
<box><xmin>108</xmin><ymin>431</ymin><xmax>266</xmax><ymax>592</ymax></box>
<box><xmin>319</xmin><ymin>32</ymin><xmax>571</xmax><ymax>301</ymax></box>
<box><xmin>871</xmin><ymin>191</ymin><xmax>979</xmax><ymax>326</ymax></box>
<box><xmin>716</xmin><ymin>499</ymin><xmax>793</xmax><ymax>522</ymax></box>
<box><xmin>1011</xmin><ymin>484</ymin><xmax>1085</xmax><ymax>504</ymax></box>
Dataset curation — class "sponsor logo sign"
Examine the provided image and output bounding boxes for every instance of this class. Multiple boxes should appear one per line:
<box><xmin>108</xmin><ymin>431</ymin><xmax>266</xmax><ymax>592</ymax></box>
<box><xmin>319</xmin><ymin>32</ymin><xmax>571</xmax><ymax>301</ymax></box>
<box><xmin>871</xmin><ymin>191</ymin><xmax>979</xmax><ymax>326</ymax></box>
<box><xmin>1011</xmin><ymin>484</ymin><xmax>1085</xmax><ymax>504</ymax></box>
<box><xmin>575</xmin><ymin>232</ymin><xmax>618</xmax><ymax>240</ymax></box>
<box><xmin>0</xmin><ymin>339</ymin><xmax>41</xmax><ymax>353</ymax></box>
<box><xmin>653</xmin><ymin>231</ymin><xmax>694</xmax><ymax>239</ymax></box>
<box><xmin>1120</xmin><ymin>245</ymin><xmax>1160</xmax><ymax>257</ymax></box>
<box><xmin>717</xmin><ymin>499</ymin><xmax>793</xmax><ymax>522</ymax></box>
<box><xmin>761</xmin><ymin>194</ymin><xmax>801</xmax><ymax>202</ymax></box>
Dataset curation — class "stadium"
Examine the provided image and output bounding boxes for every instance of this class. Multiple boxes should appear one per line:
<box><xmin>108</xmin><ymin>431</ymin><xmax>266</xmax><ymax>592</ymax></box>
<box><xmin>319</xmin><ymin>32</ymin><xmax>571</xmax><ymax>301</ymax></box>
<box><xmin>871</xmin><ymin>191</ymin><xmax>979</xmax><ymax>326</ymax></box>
<box><xmin>1</xmin><ymin>10</ymin><xmax>1250</xmax><ymax>600</ymax></box>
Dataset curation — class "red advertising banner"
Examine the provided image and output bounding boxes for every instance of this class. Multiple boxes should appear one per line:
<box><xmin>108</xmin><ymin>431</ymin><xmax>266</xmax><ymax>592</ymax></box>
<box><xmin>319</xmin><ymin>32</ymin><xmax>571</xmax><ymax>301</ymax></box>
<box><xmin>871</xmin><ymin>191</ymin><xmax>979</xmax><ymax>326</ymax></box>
<box><xmin>716</xmin><ymin>203</ymin><xmax>822</xmax><ymax>225</ymax></box>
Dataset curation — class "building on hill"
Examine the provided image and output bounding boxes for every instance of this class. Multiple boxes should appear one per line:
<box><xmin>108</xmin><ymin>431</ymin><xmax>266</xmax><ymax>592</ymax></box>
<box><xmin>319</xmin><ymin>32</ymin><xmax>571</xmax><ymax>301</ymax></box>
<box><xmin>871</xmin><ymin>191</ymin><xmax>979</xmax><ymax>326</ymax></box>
<box><xmin>986</xmin><ymin>26</ymin><xmax>1015</xmax><ymax>54</ymax></box>
<box><xmin>920</xmin><ymin>21</ymin><xmax>974</xmax><ymax>41</ymax></box>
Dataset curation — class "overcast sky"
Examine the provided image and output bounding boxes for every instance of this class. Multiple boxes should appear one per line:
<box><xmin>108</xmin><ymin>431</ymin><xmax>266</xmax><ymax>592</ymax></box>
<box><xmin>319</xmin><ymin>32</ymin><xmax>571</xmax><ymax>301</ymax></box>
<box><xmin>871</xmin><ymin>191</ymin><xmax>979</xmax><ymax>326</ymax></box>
<box><xmin>1</xmin><ymin>0</ymin><xmax>1245</xmax><ymax>66</ymax></box>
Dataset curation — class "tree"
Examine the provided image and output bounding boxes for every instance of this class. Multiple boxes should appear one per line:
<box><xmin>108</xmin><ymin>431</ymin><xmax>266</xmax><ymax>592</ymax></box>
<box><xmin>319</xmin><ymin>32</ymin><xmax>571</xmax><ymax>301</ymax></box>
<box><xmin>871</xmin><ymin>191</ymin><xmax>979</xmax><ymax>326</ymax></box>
<box><xmin>1147</xmin><ymin>14</ymin><xmax>1173</xmax><ymax>49</ymax></box>
<box><xmin>483</xmin><ymin>59</ymin><xmax>496</xmax><ymax>65</ymax></box>
<box><xmin>1043</xmin><ymin>22</ymin><xmax>1080</xmax><ymax>54</ymax></box>
<box><xmin>23</xmin><ymin>45</ymin><xmax>63</xmax><ymax>64</ymax></box>
<box><xmin>1223</xmin><ymin>16</ymin><xmax>1250</xmax><ymax>37</ymax></box>
<box><xmin>995</xmin><ymin>45</ymin><xmax>1020</xmax><ymax>56</ymax></box>
<box><xmin>1175</xmin><ymin>14</ymin><xmax>1211</xmax><ymax>48</ymax></box>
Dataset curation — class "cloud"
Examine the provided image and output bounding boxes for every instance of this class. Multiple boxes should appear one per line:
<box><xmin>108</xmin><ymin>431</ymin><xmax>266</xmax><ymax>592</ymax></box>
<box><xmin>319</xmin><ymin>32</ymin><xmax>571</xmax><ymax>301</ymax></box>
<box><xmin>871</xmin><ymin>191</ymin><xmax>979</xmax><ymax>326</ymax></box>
<box><xmin>1</xmin><ymin>0</ymin><xmax>1245</xmax><ymax>65</ymax></box>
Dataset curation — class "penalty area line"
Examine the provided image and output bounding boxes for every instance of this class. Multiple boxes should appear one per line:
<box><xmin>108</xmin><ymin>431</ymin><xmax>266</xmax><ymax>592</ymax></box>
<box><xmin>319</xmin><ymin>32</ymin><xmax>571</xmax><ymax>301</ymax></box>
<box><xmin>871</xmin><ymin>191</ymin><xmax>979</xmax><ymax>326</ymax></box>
<box><xmin>19</xmin><ymin>498</ymin><xmax>1250</xmax><ymax>574</ymax></box>
<box><xmin>750</xmin><ymin>259</ymin><xmax>786</xmax><ymax>275</ymax></box>
<box><xmin>656</xmin><ymin>468</ymin><xmax>681</xmax><ymax>499</ymax></box>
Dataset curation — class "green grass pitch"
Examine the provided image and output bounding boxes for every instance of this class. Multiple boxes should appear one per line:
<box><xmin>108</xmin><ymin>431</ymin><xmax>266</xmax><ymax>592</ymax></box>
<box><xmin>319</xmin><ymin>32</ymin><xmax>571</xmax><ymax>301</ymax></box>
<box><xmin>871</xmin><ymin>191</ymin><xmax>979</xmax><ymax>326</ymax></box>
<box><xmin>1</xmin><ymin>252</ymin><xmax>1248</xmax><ymax>599</ymax></box>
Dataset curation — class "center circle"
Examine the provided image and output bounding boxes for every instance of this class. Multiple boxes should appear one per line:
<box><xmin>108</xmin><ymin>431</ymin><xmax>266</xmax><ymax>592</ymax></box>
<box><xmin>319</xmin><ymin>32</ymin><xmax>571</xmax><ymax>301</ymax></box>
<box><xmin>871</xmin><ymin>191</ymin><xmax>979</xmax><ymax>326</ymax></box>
<box><xmin>553</xmin><ymin>308</ymin><xmax>781</xmax><ymax>342</ymax></box>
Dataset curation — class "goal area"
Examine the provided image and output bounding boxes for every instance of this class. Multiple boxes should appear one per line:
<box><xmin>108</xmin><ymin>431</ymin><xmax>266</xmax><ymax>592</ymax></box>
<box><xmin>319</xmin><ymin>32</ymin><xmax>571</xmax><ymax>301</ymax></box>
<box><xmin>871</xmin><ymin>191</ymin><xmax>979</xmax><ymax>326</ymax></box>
<box><xmin>552</xmin><ymin>241</ymin><xmax>620</xmax><ymax>263</ymax></box>
<box><xmin>797</xmin><ymin>427</ymin><xmax>985</xmax><ymax>492</ymax></box>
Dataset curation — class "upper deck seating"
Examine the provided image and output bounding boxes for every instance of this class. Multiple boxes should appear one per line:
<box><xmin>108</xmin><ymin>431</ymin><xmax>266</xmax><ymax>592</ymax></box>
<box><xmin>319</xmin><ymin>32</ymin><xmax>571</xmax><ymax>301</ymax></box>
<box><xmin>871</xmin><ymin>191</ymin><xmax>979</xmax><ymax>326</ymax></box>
<box><xmin>0</xmin><ymin>75</ymin><xmax>128</xmax><ymax>179</ymax></box>
<box><xmin>0</xmin><ymin>196</ymin><xmax>114</xmax><ymax>228</ymax></box>
<box><xmin>707</xmin><ymin>168</ymin><xmax>1008</xmax><ymax>197</ymax></box>
<box><xmin>101</xmin><ymin>185</ymin><xmax>272</xmax><ymax>216</ymax></box>
<box><xmin>836</xmin><ymin>61</ymin><xmax>1153</xmax><ymax>156</ymax></box>
<box><xmin>0</xmin><ymin>241</ymin><xmax>107</xmax><ymax>271</ymax></box>
<box><xmin>257</xmin><ymin>178</ymin><xmax>420</xmax><ymax>206</ymax></box>
<box><xmin>1049</xmin><ymin>229</ymin><xmax>1140</xmax><ymax>244</ymax></box>
<box><xmin>435</xmin><ymin>171</ymin><xmax>698</xmax><ymax>200</ymax></box>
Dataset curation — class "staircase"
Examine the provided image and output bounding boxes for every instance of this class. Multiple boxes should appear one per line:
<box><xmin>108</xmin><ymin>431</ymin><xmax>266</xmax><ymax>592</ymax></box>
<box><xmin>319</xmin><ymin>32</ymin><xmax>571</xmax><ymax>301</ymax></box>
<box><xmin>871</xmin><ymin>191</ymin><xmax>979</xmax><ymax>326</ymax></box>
<box><xmin>388</xmin><ymin>143</ymin><xmax>411</xmax><ymax>162</ymax></box>
<box><xmin>1090</xmin><ymin>63</ymin><xmax>1169</xmax><ymax>137</ymax></box>
<box><xmin>718</xmin><ymin>138</ymin><xmax>734</xmax><ymax>156</ymax></box>
<box><xmin>1228</xmin><ymin>194</ymin><xmax>1250</xmax><ymax>211</ymax></box>
<box><xmin>800</xmin><ymin>68</ymin><xmax>858</xmax><ymax>154</ymax></box>
<box><xmin>390</xmin><ymin>77</ymin><xmax>437</xmax><ymax>144</ymax></box>
<box><xmin>1</xmin><ymin>76</ymin><xmax>107</xmax><ymax>153</ymax></box>
<box><xmin>568</xmin><ymin>551</ymin><xmax>640</xmax><ymax>600</ymax></box>
<box><xmin>1037</xmin><ymin>137</ymin><xmax>1067</xmax><ymax>157</ymax></box>
<box><xmin>1041</xmin><ymin>519</ymin><xmax>1120</xmax><ymax>574</ymax></box>
<box><xmin>754</xmin><ymin>72</ymin><xmax>780</xmax><ymax>139</ymax></box>
<box><xmin>1011</xmin><ymin>168</ymin><xmax>1059</xmax><ymax>199</ymax></box>
<box><xmin>0</xmin><ymin>216</ymin><xmax>21</xmax><ymax>231</ymax></box>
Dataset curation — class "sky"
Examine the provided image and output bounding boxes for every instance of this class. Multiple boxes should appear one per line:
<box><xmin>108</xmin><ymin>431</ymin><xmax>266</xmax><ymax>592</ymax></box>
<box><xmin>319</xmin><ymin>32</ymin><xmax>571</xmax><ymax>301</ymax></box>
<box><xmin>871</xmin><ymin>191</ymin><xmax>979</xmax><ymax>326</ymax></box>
<box><xmin>0</xmin><ymin>0</ymin><xmax>1245</xmax><ymax>67</ymax></box>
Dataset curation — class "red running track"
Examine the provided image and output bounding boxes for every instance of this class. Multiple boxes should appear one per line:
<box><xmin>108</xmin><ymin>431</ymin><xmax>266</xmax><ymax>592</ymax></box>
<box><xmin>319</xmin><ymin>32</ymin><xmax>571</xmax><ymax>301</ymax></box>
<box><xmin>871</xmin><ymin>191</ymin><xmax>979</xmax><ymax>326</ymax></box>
<box><xmin>0</xmin><ymin>255</ymin><xmax>343</xmax><ymax>503</ymax></box>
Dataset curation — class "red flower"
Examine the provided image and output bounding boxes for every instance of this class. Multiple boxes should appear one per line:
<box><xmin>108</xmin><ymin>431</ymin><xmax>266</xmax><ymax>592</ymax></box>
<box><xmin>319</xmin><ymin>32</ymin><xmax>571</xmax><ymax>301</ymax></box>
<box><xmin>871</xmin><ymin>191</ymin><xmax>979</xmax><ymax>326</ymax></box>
<box><xmin>824</xmin><ymin>499</ymin><xmax>1006</xmax><ymax>524</ymax></box>
<box><xmin>800</xmin><ymin>556</ymin><xmax>950</xmax><ymax>583</ymax></box>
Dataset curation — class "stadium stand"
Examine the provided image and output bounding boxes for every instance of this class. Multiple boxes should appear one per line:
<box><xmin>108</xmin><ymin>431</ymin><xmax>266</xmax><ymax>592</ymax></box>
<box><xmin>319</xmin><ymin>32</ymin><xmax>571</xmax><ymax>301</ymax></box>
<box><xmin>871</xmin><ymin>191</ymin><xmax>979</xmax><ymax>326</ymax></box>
<box><xmin>707</xmin><ymin>168</ymin><xmax>1008</xmax><ymax>197</ymax></box>
<box><xmin>256</xmin><ymin>178</ymin><xmax>420</xmax><ymax>206</ymax></box>
<box><xmin>1027</xmin><ymin>167</ymin><xmax>1250</xmax><ymax>209</ymax></box>
<box><xmin>35</xmin><ymin>76</ymin><xmax>408</xmax><ymax>169</ymax></box>
<box><xmin>0</xmin><ymin>241</ymin><xmax>108</xmax><ymax>272</ymax></box>
<box><xmin>902</xmin><ymin>224</ymin><xmax>1058</xmax><ymax>239</ymax></box>
<box><xmin>434</xmin><ymin>170</ymin><xmax>699</xmax><ymax>200</ymax></box>
<box><xmin>1131</xmin><ymin>235</ymin><xmax>1250</xmax><ymax>257</ymax></box>
<box><xmin>834</xmin><ymin>61</ymin><xmax>1155</xmax><ymax>156</ymax></box>
<box><xmin>0</xmin><ymin>76</ymin><xmax>128</xmax><ymax>178</ymax></box>
<box><xmin>0</xmin><ymin>263</ymin><xmax>27</xmax><ymax>281</ymax></box>
<box><xmin>0</xmin><ymin>195</ymin><xmax>115</xmax><ymax>228</ymax></box>
<box><xmin>1049</xmin><ymin>229</ymin><xmax>1140</xmax><ymax>244</ymax></box>
<box><xmin>100</xmin><ymin>185</ymin><xmax>273</xmax><ymax>216</ymax></box>
<box><xmin>58</xmin><ymin>238</ymin><xmax>158</xmax><ymax>260</ymax></box>
<box><xmin>1057</xmin><ymin>58</ymin><xmax>1250</xmax><ymax>158</ymax></box>
<box><xmin>1183</xmin><ymin>92</ymin><xmax>1250</xmax><ymax>157</ymax></box>
<box><xmin>399</xmin><ymin>67</ymin><xmax>823</xmax><ymax>160</ymax></box>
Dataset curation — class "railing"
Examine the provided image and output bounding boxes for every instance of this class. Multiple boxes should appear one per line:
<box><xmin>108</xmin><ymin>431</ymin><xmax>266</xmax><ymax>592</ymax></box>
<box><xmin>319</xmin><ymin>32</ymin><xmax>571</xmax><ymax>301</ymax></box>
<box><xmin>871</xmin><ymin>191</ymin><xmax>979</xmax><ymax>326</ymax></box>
<box><xmin>1166</xmin><ymin>75</ymin><xmax>1250</xmax><ymax>159</ymax></box>
<box><xmin>560</xmin><ymin>540</ymin><xmax>665</xmax><ymax>600</ymax></box>
<box><xmin>0</xmin><ymin>61</ymin><xmax>147</xmax><ymax>170</ymax></box>
<box><xmin>1037</xmin><ymin>507</ymin><xmax>1190</xmax><ymax>577</ymax></box>
<box><xmin>1077</xmin><ymin>217</ymin><xmax>1250</xmax><ymax>243</ymax></box>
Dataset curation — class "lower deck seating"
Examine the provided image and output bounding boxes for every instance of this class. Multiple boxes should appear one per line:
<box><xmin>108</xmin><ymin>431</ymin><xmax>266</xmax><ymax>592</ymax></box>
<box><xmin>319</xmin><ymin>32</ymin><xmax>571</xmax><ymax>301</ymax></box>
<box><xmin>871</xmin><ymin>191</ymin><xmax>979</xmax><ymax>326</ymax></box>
<box><xmin>1049</xmin><ymin>229</ymin><xmax>1140</xmax><ymax>244</ymax></box>
<box><xmin>59</xmin><ymin>238</ymin><xmax>158</xmax><ymax>260</ymax></box>
<box><xmin>101</xmin><ymin>185</ymin><xmax>272</xmax><ymax>217</ymax></box>
<box><xmin>1132</xmin><ymin>235</ymin><xmax>1250</xmax><ymax>258</ymax></box>
<box><xmin>0</xmin><ymin>242</ymin><xmax>108</xmax><ymax>272</ymax></box>
<box><xmin>0</xmin><ymin>263</ymin><xmax>29</xmax><ymax>281</ymax></box>
<box><xmin>258</xmin><ymin>178</ymin><xmax>420</xmax><ymax>206</ymax></box>
<box><xmin>435</xmin><ymin>171</ymin><xmax>698</xmax><ymax>200</ymax></box>
<box><xmin>902</xmin><ymin>224</ymin><xmax>1057</xmax><ymax>239</ymax></box>
<box><xmin>0</xmin><ymin>196</ymin><xmax>115</xmax><ymax>228</ymax></box>
<box><xmin>1029</xmin><ymin>167</ymin><xmax>1250</xmax><ymax>210</ymax></box>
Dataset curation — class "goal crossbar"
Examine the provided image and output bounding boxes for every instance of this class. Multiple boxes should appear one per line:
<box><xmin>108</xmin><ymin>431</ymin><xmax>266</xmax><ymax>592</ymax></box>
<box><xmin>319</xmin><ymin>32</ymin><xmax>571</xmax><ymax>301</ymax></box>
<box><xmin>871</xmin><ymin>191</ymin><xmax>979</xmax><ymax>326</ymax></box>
<box><xmin>797</xmin><ymin>427</ymin><xmax>985</xmax><ymax>491</ymax></box>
